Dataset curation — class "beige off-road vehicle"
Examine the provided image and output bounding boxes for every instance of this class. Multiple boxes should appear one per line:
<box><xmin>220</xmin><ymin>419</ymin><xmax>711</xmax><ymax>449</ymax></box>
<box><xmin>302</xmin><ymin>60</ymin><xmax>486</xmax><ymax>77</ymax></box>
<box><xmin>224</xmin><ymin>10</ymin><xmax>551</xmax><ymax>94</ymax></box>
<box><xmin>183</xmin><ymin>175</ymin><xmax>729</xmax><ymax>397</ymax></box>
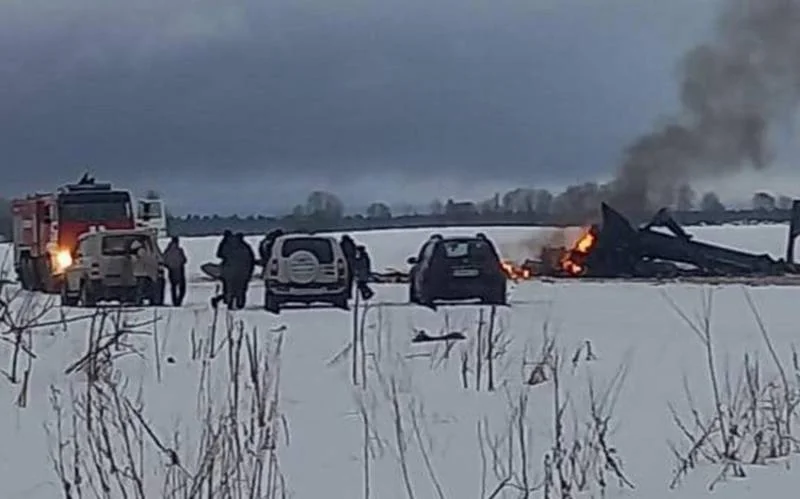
<box><xmin>263</xmin><ymin>234</ymin><xmax>350</xmax><ymax>313</ymax></box>
<box><xmin>60</xmin><ymin>228</ymin><xmax>166</xmax><ymax>307</ymax></box>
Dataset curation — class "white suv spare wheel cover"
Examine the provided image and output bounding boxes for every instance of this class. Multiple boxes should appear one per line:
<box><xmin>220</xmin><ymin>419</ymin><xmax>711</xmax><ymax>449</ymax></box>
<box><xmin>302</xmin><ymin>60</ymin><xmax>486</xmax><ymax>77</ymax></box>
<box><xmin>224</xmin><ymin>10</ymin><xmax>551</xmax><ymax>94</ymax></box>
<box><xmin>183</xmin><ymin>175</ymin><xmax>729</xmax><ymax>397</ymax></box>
<box><xmin>287</xmin><ymin>250</ymin><xmax>319</xmax><ymax>284</ymax></box>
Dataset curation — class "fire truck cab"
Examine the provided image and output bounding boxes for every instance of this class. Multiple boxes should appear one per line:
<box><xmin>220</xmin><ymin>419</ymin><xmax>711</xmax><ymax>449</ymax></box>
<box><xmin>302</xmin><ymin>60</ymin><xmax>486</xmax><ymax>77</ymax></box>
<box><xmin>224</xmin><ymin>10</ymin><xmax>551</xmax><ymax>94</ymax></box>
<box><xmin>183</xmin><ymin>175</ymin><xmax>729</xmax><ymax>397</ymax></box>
<box><xmin>135</xmin><ymin>197</ymin><xmax>168</xmax><ymax>238</ymax></box>
<box><xmin>11</xmin><ymin>176</ymin><xmax>135</xmax><ymax>293</ymax></box>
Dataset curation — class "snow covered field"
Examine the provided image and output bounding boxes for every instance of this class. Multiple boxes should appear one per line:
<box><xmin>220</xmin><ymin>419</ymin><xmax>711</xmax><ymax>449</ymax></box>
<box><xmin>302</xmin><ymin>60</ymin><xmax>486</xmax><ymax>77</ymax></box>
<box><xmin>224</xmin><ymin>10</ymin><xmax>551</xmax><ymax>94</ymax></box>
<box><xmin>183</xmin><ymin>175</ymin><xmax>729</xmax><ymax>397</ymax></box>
<box><xmin>1</xmin><ymin>224</ymin><xmax>800</xmax><ymax>498</ymax></box>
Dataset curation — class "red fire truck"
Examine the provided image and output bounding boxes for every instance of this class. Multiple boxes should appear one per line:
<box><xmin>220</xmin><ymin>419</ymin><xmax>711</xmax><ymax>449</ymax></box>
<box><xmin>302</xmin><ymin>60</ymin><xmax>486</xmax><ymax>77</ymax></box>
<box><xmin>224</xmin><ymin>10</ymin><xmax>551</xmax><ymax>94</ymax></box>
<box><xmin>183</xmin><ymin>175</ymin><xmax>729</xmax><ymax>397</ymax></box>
<box><xmin>11</xmin><ymin>175</ymin><xmax>136</xmax><ymax>293</ymax></box>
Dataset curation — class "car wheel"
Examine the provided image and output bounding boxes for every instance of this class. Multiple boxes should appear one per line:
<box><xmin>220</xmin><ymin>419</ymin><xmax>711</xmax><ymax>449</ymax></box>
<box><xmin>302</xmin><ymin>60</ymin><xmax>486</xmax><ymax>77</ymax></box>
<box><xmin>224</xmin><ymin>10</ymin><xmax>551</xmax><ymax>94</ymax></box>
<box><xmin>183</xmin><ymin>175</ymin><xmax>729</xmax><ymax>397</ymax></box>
<box><xmin>264</xmin><ymin>288</ymin><xmax>281</xmax><ymax>314</ymax></box>
<box><xmin>418</xmin><ymin>286</ymin><xmax>435</xmax><ymax>308</ymax></box>
<box><xmin>408</xmin><ymin>280</ymin><xmax>417</xmax><ymax>304</ymax></box>
<box><xmin>332</xmin><ymin>292</ymin><xmax>349</xmax><ymax>310</ymax></box>
<box><xmin>482</xmin><ymin>282</ymin><xmax>507</xmax><ymax>306</ymax></box>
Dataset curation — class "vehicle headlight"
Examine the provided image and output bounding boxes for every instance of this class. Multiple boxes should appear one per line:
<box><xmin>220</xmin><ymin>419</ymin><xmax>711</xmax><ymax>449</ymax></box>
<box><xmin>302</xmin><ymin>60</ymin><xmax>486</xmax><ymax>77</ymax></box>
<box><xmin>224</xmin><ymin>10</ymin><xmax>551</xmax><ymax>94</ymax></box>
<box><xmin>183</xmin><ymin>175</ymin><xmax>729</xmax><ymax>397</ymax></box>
<box><xmin>55</xmin><ymin>250</ymin><xmax>73</xmax><ymax>272</ymax></box>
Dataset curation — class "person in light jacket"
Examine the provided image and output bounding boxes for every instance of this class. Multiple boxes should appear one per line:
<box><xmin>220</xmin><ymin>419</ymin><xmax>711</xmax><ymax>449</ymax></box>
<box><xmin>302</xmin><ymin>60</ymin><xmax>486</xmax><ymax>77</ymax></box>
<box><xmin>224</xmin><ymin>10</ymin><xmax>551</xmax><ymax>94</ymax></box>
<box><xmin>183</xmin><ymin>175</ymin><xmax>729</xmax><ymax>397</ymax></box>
<box><xmin>129</xmin><ymin>237</ymin><xmax>161</xmax><ymax>305</ymax></box>
<box><xmin>163</xmin><ymin>236</ymin><xmax>187</xmax><ymax>306</ymax></box>
<box><xmin>258</xmin><ymin>228</ymin><xmax>284</xmax><ymax>277</ymax></box>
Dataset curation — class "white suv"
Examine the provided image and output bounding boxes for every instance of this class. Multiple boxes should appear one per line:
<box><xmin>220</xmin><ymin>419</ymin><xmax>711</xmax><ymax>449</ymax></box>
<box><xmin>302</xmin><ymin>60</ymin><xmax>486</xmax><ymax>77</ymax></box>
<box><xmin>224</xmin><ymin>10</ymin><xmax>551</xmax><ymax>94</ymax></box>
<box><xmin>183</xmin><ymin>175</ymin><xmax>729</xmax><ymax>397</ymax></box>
<box><xmin>61</xmin><ymin>228</ymin><xmax>165</xmax><ymax>307</ymax></box>
<box><xmin>263</xmin><ymin>234</ymin><xmax>350</xmax><ymax>312</ymax></box>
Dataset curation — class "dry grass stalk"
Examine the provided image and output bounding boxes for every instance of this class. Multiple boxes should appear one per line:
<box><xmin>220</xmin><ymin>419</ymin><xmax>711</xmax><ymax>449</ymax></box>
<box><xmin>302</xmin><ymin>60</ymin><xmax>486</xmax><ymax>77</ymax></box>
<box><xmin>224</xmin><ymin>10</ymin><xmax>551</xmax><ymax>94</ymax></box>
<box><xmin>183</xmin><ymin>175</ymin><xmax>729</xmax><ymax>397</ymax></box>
<box><xmin>45</xmin><ymin>307</ymin><xmax>290</xmax><ymax>498</ymax></box>
<box><xmin>518</xmin><ymin>326</ymin><xmax>633</xmax><ymax>498</ymax></box>
<box><xmin>665</xmin><ymin>288</ymin><xmax>800</xmax><ymax>491</ymax></box>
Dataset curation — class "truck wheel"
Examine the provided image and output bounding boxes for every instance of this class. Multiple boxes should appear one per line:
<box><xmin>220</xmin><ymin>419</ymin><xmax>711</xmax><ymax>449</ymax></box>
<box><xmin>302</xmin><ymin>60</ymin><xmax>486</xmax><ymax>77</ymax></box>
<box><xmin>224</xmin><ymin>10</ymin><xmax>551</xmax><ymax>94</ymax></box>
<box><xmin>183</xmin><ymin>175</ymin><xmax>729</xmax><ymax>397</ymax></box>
<box><xmin>60</xmin><ymin>283</ymin><xmax>79</xmax><ymax>307</ymax></box>
<box><xmin>132</xmin><ymin>277</ymin><xmax>155</xmax><ymax>306</ymax></box>
<box><xmin>19</xmin><ymin>257</ymin><xmax>34</xmax><ymax>290</ymax></box>
<box><xmin>34</xmin><ymin>257</ymin><xmax>50</xmax><ymax>292</ymax></box>
<box><xmin>79</xmin><ymin>281</ymin><xmax>98</xmax><ymax>308</ymax></box>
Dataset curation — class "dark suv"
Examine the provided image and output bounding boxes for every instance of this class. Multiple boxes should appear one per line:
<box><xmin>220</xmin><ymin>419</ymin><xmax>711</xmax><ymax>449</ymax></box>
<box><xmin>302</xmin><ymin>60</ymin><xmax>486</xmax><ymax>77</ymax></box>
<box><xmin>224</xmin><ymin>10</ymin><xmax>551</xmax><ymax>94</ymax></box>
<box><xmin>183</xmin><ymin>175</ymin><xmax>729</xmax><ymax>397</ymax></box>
<box><xmin>407</xmin><ymin>233</ymin><xmax>507</xmax><ymax>307</ymax></box>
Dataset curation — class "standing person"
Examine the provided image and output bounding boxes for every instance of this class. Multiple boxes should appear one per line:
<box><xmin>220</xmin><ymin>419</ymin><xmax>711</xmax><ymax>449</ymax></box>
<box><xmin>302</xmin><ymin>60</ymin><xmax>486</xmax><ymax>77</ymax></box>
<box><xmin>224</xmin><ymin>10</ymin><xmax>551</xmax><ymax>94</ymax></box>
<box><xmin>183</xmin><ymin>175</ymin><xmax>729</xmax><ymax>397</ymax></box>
<box><xmin>339</xmin><ymin>234</ymin><xmax>357</xmax><ymax>299</ymax></box>
<box><xmin>211</xmin><ymin>229</ymin><xmax>235</xmax><ymax>309</ymax></box>
<box><xmin>129</xmin><ymin>237</ymin><xmax>161</xmax><ymax>305</ymax></box>
<box><xmin>258</xmin><ymin>228</ymin><xmax>284</xmax><ymax>277</ymax></box>
<box><xmin>216</xmin><ymin>229</ymin><xmax>234</xmax><ymax>260</ymax></box>
<box><xmin>354</xmin><ymin>245</ymin><xmax>375</xmax><ymax>300</ymax></box>
<box><xmin>230</xmin><ymin>233</ymin><xmax>256</xmax><ymax>310</ymax></box>
<box><xmin>163</xmin><ymin>236</ymin><xmax>187</xmax><ymax>306</ymax></box>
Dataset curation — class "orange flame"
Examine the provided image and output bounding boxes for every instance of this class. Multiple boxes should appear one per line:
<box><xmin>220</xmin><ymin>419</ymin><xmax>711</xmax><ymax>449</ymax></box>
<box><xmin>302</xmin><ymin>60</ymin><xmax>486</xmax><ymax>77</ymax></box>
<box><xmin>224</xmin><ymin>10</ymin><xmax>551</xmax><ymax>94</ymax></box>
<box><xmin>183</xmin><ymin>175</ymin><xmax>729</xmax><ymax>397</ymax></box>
<box><xmin>501</xmin><ymin>260</ymin><xmax>533</xmax><ymax>281</ymax></box>
<box><xmin>560</xmin><ymin>229</ymin><xmax>596</xmax><ymax>276</ymax></box>
<box><xmin>575</xmin><ymin>232</ymin><xmax>596</xmax><ymax>253</ymax></box>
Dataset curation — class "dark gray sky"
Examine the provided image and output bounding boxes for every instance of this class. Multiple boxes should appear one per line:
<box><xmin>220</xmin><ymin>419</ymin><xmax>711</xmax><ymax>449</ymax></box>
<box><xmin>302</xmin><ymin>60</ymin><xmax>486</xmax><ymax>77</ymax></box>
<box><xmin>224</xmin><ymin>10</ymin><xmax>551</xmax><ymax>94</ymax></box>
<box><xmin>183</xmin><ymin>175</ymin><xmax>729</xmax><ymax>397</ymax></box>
<box><xmin>5</xmin><ymin>0</ymin><xmax>790</xmax><ymax>215</ymax></box>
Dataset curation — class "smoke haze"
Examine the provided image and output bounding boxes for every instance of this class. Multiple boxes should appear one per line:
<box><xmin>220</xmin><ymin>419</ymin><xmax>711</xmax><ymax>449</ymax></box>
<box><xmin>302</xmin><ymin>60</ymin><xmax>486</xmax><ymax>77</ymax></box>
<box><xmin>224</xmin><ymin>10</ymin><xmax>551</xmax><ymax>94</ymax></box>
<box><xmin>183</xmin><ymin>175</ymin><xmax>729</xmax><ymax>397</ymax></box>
<box><xmin>607</xmin><ymin>0</ymin><xmax>800</xmax><ymax>215</ymax></box>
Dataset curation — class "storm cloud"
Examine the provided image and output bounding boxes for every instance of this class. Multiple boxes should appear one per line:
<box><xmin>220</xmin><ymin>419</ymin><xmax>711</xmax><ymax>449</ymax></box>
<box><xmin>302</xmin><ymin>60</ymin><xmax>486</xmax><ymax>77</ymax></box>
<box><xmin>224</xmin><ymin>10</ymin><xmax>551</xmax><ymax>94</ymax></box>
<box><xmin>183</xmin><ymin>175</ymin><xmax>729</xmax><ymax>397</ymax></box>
<box><xmin>0</xmin><ymin>0</ymin><xmax>718</xmax><ymax>213</ymax></box>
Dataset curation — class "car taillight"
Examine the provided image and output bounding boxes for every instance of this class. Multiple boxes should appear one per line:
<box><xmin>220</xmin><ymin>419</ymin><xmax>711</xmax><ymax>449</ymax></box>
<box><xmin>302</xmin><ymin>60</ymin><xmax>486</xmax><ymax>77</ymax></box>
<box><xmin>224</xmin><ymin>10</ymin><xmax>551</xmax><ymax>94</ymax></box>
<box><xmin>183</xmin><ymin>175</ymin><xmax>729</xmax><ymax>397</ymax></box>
<box><xmin>269</xmin><ymin>260</ymin><xmax>278</xmax><ymax>275</ymax></box>
<box><xmin>336</xmin><ymin>259</ymin><xmax>346</xmax><ymax>275</ymax></box>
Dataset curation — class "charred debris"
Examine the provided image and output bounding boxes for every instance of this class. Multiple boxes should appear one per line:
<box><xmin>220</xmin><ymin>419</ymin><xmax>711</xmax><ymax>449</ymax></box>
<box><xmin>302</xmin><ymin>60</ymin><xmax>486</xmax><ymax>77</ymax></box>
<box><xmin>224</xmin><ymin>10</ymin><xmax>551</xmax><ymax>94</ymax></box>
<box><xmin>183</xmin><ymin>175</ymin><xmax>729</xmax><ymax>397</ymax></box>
<box><xmin>507</xmin><ymin>200</ymin><xmax>800</xmax><ymax>281</ymax></box>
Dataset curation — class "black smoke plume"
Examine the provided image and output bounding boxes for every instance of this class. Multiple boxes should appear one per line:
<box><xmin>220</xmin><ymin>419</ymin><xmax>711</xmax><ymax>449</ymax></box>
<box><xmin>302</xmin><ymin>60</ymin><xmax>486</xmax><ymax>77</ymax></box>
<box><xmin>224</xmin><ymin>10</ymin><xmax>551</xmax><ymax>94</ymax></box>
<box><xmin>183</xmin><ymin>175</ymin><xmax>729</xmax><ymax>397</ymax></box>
<box><xmin>603</xmin><ymin>0</ymin><xmax>800</xmax><ymax>216</ymax></box>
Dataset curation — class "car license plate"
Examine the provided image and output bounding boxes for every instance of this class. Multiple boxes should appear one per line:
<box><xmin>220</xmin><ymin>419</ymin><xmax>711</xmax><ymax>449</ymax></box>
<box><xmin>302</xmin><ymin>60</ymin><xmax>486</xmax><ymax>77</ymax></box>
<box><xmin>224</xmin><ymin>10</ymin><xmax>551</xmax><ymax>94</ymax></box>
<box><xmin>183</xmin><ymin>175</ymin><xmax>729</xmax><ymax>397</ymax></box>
<box><xmin>452</xmin><ymin>268</ymin><xmax>479</xmax><ymax>277</ymax></box>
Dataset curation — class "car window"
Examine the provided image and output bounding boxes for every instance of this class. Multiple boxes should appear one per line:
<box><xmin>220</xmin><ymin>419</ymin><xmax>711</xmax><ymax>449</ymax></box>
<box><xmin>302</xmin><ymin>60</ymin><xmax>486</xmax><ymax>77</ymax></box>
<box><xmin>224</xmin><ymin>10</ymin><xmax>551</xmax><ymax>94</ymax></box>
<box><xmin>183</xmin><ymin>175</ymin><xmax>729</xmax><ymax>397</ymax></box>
<box><xmin>472</xmin><ymin>240</ymin><xmax>498</xmax><ymax>260</ymax></box>
<box><xmin>443</xmin><ymin>241</ymin><xmax>470</xmax><ymax>258</ymax></box>
<box><xmin>137</xmin><ymin>200</ymin><xmax>162</xmax><ymax>220</ymax></box>
<box><xmin>281</xmin><ymin>237</ymin><xmax>334</xmax><ymax>263</ymax></box>
<box><xmin>442</xmin><ymin>239</ymin><xmax>497</xmax><ymax>261</ymax></box>
<box><xmin>101</xmin><ymin>234</ymin><xmax>148</xmax><ymax>256</ymax></box>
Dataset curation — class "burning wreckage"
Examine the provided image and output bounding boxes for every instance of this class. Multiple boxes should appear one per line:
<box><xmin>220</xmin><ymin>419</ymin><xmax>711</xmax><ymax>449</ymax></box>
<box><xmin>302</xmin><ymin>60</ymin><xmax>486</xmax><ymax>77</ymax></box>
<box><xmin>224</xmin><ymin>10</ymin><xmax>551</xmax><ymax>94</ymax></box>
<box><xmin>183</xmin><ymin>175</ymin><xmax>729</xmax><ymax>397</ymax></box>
<box><xmin>501</xmin><ymin>200</ymin><xmax>800</xmax><ymax>283</ymax></box>
<box><xmin>240</xmin><ymin>200</ymin><xmax>800</xmax><ymax>285</ymax></box>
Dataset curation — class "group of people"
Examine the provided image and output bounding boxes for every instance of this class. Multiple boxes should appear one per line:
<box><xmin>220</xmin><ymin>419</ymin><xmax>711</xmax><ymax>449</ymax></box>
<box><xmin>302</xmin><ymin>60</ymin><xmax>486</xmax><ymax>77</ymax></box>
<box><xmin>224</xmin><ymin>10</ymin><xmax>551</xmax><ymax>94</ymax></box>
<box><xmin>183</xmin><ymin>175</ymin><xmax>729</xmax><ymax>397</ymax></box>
<box><xmin>154</xmin><ymin>232</ymin><xmax>254</xmax><ymax>309</ymax></box>
<box><xmin>152</xmin><ymin>229</ymin><xmax>377</xmax><ymax>310</ymax></box>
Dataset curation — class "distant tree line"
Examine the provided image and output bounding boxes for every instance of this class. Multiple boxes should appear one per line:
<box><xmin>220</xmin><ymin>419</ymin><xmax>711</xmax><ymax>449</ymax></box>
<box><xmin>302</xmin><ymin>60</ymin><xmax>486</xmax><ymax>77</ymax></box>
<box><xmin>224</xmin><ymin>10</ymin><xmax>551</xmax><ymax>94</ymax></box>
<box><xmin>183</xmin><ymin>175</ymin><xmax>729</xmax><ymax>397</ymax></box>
<box><xmin>0</xmin><ymin>186</ymin><xmax>796</xmax><ymax>241</ymax></box>
<box><xmin>165</xmin><ymin>186</ymin><xmax>800</xmax><ymax>237</ymax></box>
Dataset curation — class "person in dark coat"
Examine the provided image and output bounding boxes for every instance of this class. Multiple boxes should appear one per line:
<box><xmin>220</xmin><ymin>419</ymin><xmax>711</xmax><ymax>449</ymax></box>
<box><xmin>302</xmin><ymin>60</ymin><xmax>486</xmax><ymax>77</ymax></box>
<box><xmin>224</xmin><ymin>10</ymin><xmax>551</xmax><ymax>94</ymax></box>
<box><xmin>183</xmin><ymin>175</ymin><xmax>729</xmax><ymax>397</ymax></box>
<box><xmin>339</xmin><ymin>235</ymin><xmax>357</xmax><ymax>299</ymax></box>
<box><xmin>229</xmin><ymin>233</ymin><xmax>256</xmax><ymax>310</ymax></box>
<box><xmin>353</xmin><ymin>245</ymin><xmax>375</xmax><ymax>300</ymax></box>
<box><xmin>211</xmin><ymin>230</ymin><xmax>235</xmax><ymax>309</ymax></box>
<box><xmin>216</xmin><ymin>229</ymin><xmax>234</xmax><ymax>260</ymax></box>
<box><xmin>162</xmin><ymin>236</ymin><xmax>187</xmax><ymax>306</ymax></box>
